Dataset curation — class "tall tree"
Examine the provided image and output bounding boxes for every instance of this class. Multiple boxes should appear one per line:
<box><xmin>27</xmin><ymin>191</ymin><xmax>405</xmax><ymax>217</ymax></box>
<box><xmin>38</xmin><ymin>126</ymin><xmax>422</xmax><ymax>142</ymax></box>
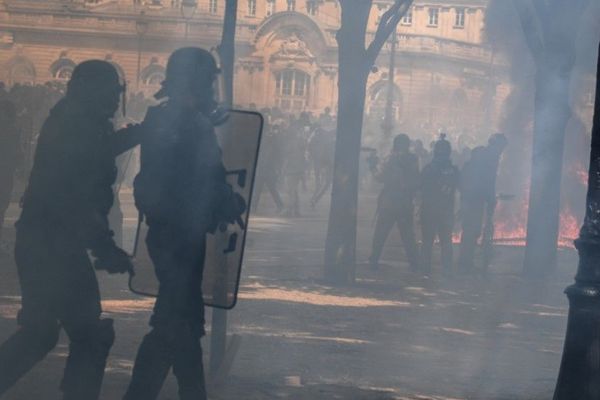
<box><xmin>510</xmin><ymin>0</ymin><xmax>590</xmax><ymax>276</ymax></box>
<box><xmin>324</xmin><ymin>0</ymin><xmax>413</xmax><ymax>283</ymax></box>
<box><xmin>210</xmin><ymin>0</ymin><xmax>237</xmax><ymax>377</ymax></box>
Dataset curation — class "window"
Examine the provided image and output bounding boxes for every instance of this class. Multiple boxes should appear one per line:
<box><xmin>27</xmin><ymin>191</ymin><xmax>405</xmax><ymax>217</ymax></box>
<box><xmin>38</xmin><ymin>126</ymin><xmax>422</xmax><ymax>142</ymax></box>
<box><xmin>428</xmin><ymin>8</ymin><xmax>439</xmax><ymax>26</ymax></box>
<box><xmin>144</xmin><ymin>71</ymin><xmax>165</xmax><ymax>86</ymax></box>
<box><xmin>287</xmin><ymin>0</ymin><xmax>296</xmax><ymax>11</ymax></box>
<box><xmin>368</xmin><ymin>83</ymin><xmax>402</xmax><ymax>123</ymax></box>
<box><xmin>306</xmin><ymin>0</ymin><xmax>317</xmax><ymax>15</ymax></box>
<box><xmin>247</xmin><ymin>0</ymin><xmax>256</xmax><ymax>15</ymax></box>
<box><xmin>275</xmin><ymin>69</ymin><xmax>310</xmax><ymax>110</ymax></box>
<box><xmin>454</xmin><ymin>8</ymin><xmax>465</xmax><ymax>28</ymax></box>
<box><xmin>266</xmin><ymin>0</ymin><xmax>275</xmax><ymax>16</ymax></box>
<box><xmin>54</xmin><ymin>66</ymin><xmax>73</xmax><ymax>81</ymax></box>
<box><xmin>9</xmin><ymin>63</ymin><xmax>35</xmax><ymax>86</ymax></box>
<box><xmin>209</xmin><ymin>0</ymin><xmax>217</xmax><ymax>14</ymax></box>
<box><xmin>401</xmin><ymin>8</ymin><xmax>412</xmax><ymax>25</ymax></box>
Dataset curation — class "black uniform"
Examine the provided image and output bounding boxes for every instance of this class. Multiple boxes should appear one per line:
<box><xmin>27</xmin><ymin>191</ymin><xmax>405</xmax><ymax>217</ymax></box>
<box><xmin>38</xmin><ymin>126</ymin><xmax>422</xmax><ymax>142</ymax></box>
<box><xmin>420</xmin><ymin>158</ymin><xmax>459</xmax><ymax>272</ymax></box>
<box><xmin>125</xmin><ymin>102</ymin><xmax>242</xmax><ymax>400</ymax></box>
<box><xmin>458</xmin><ymin>147</ymin><xmax>493</xmax><ymax>271</ymax></box>
<box><xmin>0</xmin><ymin>96</ymin><xmax>139</xmax><ymax>399</ymax></box>
<box><xmin>369</xmin><ymin>150</ymin><xmax>420</xmax><ymax>269</ymax></box>
<box><xmin>459</xmin><ymin>135</ymin><xmax>507</xmax><ymax>272</ymax></box>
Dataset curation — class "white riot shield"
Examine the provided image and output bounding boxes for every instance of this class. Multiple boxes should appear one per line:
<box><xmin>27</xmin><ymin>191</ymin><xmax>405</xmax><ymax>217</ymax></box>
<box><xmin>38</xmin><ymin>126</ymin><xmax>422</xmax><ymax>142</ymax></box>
<box><xmin>127</xmin><ymin>110</ymin><xmax>263</xmax><ymax>309</ymax></box>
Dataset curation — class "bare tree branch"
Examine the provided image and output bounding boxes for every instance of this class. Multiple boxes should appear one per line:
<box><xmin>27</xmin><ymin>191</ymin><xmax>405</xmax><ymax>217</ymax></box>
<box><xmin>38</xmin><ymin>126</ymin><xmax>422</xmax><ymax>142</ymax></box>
<box><xmin>512</xmin><ymin>0</ymin><xmax>545</xmax><ymax>61</ymax></box>
<box><xmin>365</xmin><ymin>0</ymin><xmax>414</xmax><ymax>67</ymax></box>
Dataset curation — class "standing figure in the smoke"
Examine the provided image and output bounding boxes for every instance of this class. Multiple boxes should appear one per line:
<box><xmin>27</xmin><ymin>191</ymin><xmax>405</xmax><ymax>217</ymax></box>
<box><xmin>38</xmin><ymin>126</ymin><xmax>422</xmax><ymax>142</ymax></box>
<box><xmin>457</xmin><ymin>146</ymin><xmax>488</xmax><ymax>272</ymax></box>
<box><xmin>419</xmin><ymin>134</ymin><xmax>460</xmax><ymax>273</ymax></box>
<box><xmin>253</xmin><ymin>123</ymin><xmax>285</xmax><ymax>213</ymax></box>
<box><xmin>124</xmin><ymin>47</ymin><xmax>245</xmax><ymax>400</ymax></box>
<box><xmin>0</xmin><ymin>60</ymin><xmax>138</xmax><ymax>399</ymax></box>
<box><xmin>457</xmin><ymin>133</ymin><xmax>507</xmax><ymax>273</ymax></box>
<box><xmin>0</xmin><ymin>100</ymin><xmax>22</xmax><ymax>256</ymax></box>
<box><xmin>368</xmin><ymin>133</ymin><xmax>420</xmax><ymax>270</ymax></box>
<box><xmin>481</xmin><ymin>133</ymin><xmax>508</xmax><ymax>271</ymax></box>
<box><xmin>283</xmin><ymin>118</ymin><xmax>307</xmax><ymax>217</ymax></box>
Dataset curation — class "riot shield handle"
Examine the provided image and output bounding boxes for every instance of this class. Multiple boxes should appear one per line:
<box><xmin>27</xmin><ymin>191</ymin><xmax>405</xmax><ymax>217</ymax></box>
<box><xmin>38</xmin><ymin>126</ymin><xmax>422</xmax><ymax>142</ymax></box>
<box><xmin>223</xmin><ymin>232</ymin><xmax>238</xmax><ymax>254</ymax></box>
<box><xmin>225</xmin><ymin>169</ymin><xmax>247</xmax><ymax>188</ymax></box>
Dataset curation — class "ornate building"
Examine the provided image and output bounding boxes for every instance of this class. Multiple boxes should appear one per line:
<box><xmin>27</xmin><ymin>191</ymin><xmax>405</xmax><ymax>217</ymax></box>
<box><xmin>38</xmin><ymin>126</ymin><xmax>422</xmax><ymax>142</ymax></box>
<box><xmin>0</xmin><ymin>0</ymin><xmax>513</xmax><ymax>139</ymax></box>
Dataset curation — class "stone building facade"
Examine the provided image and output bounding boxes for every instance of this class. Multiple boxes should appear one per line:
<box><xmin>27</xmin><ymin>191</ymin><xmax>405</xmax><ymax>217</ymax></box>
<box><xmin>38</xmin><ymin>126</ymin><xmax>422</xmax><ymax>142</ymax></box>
<box><xmin>0</xmin><ymin>0</ymin><xmax>513</xmax><ymax>140</ymax></box>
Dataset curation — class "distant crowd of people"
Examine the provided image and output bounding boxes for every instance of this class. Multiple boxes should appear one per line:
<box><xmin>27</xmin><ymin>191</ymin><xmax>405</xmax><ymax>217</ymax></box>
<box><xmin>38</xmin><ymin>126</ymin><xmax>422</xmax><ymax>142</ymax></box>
<box><xmin>252</xmin><ymin>106</ymin><xmax>336</xmax><ymax>217</ymax></box>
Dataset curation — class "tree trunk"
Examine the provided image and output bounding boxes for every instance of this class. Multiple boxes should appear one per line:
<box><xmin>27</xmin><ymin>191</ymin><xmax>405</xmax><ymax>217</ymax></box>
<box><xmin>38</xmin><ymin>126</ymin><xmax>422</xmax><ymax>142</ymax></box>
<box><xmin>324</xmin><ymin>1</ymin><xmax>371</xmax><ymax>283</ymax></box>
<box><xmin>524</xmin><ymin>58</ymin><xmax>574</xmax><ymax>275</ymax></box>
<box><xmin>210</xmin><ymin>0</ymin><xmax>237</xmax><ymax>376</ymax></box>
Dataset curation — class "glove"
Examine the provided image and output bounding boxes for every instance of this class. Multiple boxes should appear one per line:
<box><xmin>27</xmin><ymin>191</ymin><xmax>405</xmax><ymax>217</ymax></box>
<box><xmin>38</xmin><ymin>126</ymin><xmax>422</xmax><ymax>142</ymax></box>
<box><xmin>229</xmin><ymin>192</ymin><xmax>247</xmax><ymax>228</ymax></box>
<box><xmin>94</xmin><ymin>245</ymin><xmax>134</xmax><ymax>274</ymax></box>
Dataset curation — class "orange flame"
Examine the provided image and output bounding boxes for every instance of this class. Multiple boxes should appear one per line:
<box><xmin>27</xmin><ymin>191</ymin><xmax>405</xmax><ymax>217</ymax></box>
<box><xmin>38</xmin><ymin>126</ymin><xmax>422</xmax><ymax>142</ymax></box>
<box><xmin>491</xmin><ymin>191</ymin><xmax>580</xmax><ymax>249</ymax></box>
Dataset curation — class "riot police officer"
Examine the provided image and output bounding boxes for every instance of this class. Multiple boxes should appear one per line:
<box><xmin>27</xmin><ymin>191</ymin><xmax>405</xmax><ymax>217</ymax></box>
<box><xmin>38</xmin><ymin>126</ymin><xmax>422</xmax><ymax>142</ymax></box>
<box><xmin>420</xmin><ymin>135</ymin><xmax>459</xmax><ymax>273</ymax></box>
<box><xmin>457</xmin><ymin>146</ymin><xmax>489</xmax><ymax>272</ymax></box>
<box><xmin>0</xmin><ymin>60</ymin><xmax>138</xmax><ymax>399</ymax></box>
<box><xmin>124</xmin><ymin>47</ymin><xmax>245</xmax><ymax>400</ymax></box>
<box><xmin>369</xmin><ymin>134</ymin><xmax>420</xmax><ymax>270</ymax></box>
<box><xmin>458</xmin><ymin>134</ymin><xmax>507</xmax><ymax>273</ymax></box>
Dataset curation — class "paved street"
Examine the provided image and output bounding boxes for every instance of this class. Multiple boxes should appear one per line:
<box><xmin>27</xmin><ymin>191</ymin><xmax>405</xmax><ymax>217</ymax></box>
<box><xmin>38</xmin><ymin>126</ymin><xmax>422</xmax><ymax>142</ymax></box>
<box><xmin>0</xmin><ymin>192</ymin><xmax>576</xmax><ymax>399</ymax></box>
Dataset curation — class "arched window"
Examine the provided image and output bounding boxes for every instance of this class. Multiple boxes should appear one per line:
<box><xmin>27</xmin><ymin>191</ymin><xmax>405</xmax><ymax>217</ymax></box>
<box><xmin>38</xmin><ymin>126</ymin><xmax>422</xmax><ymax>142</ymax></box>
<box><xmin>275</xmin><ymin>69</ymin><xmax>310</xmax><ymax>110</ymax></box>
<box><xmin>56</xmin><ymin>66</ymin><xmax>73</xmax><ymax>80</ymax></box>
<box><xmin>50</xmin><ymin>57</ymin><xmax>76</xmax><ymax>82</ymax></box>
<box><xmin>367</xmin><ymin>81</ymin><xmax>403</xmax><ymax>123</ymax></box>
<box><xmin>8</xmin><ymin>59</ymin><xmax>36</xmax><ymax>86</ymax></box>
<box><xmin>141</xmin><ymin>61</ymin><xmax>166</xmax><ymax>87</ymax></box>
<box><xmin>145</xmin><ymin>71</ymin><xmax>165</xmax><ymax>85</ymax></box>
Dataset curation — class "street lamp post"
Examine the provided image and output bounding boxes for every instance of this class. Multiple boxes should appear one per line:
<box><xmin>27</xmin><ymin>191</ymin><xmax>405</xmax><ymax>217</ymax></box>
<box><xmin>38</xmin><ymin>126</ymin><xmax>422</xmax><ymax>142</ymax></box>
<box><xmin>180</xmin><ymin>0</ymin><xmax>197</xmax><ymax>40</ymax></box>
<box><xmin>381</xmin><ymin>30</ymin><xmax>397</xmax><ymax>138</ymax></box>
<box><xmin>135</xmin><ymin>11</ymin><xmax>149</xmax><ymax>90</ymax></box>
<box><xmin>553</xmin><ymin>42</ymin><xmax>600</xmax><ymax>400</ymax></box>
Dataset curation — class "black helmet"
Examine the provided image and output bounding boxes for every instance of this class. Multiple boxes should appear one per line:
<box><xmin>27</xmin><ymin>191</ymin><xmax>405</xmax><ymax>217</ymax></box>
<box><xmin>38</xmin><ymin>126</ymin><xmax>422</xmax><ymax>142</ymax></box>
<box><xmin>156</xmin><ymin>47</ymin><xmax>220</xmax><ymax>99</ymax></box>
<box><xmin>393</xmin><ymin>133</ymin><xmax>411</xmax><ymax>152</ymax></box>
<box><xmin>67</xmin><ymin>60</ymin><xmax>122</xmax><ymax>100</ymax></box>
<box><xmin>433</xmin><ymin>133</ymin><xmax>452</xmax><ymax>160</ymax></box>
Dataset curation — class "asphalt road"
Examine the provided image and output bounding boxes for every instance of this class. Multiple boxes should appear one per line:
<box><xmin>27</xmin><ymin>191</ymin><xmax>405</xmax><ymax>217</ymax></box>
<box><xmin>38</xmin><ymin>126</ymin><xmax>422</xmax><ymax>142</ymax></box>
<box><xmin>0</xmin><ymin>192</ymin><xmax>578</xmax><ymax>399</ymax></box>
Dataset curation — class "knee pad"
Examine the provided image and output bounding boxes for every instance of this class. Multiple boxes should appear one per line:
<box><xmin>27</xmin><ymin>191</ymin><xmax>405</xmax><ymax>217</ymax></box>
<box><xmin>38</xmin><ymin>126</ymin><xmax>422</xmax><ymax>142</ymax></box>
<box><xmin>60</xmin><ymin>319</ymin><xmax>115</xmax><ymax>397</ymax></box>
